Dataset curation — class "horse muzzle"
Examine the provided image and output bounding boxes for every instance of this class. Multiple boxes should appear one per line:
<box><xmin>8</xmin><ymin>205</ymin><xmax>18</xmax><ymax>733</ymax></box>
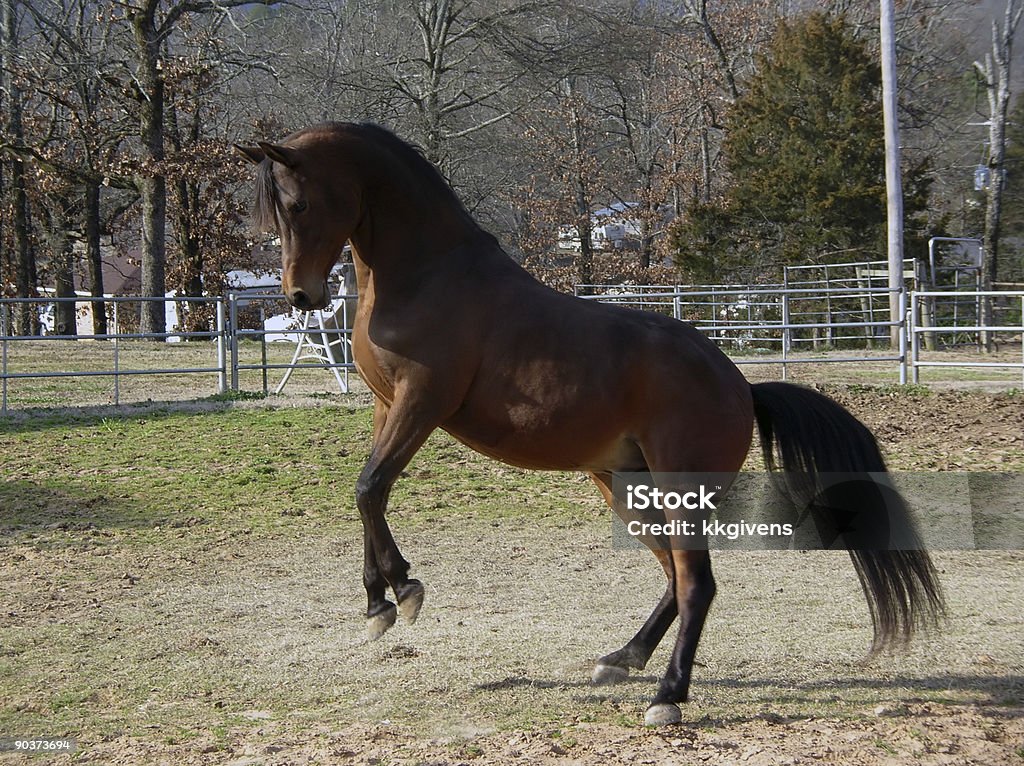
<box><xmin>285</xmin><ymin>281</ymin><xmax>330</xmax><ymax>311</ymax></box>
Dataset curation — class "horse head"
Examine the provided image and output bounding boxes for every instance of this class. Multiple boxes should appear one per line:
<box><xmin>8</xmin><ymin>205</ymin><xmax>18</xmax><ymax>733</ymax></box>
<box><xmin>235</xmin><ymin>130</ymin><xmax>359</xmax><ymax>311</ymax></box>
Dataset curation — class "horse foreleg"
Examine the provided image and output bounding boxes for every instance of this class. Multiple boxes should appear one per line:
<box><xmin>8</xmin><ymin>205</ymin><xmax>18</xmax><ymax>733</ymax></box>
<box><xmin>362</xmin><ymin>398</ymin><xmax>397</xmax><ymax>638</ymax></box>
<box><xmin>356</xmin><ymin>463</ymin><xmax>425</xmax><ymax>632</ymax></box>
<box><xmin>363</xmin><ymin>527</ymin><xmax>396</xmax><ymax>639</ymax></box>
<box><xmin>357</xmin><ymin>396</ymin><xmax>434</xmax><ymax>639</ymax></box>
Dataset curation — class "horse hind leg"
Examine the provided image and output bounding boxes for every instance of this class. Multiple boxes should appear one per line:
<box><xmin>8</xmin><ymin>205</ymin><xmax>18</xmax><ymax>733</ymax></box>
<box><xmin>593</xmin><ymin>564</ymin><xmax>676</xmax><ymax>685</ymax></box>
<box><xmin>643</xmin><ymin>545</ymin><xmax>715</xmax><ymax>727</ymax></box>
<box><xmin>638</xmin><ymin>428</ymin><xmax>748</xmax><ymax>727</ymax></box>
<box><xmin>589</xmin><ymin>472</ymin><xmax>679</xmax><ymax>685</ymax></box>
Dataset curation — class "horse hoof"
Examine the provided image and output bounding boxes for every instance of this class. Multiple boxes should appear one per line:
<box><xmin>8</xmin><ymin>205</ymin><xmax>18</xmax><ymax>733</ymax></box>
<box><xmin>592</xmin><ymin>663</ymin><xmax>630</xmax><ymax>685</ymax></box>
<box><xmin>397</xmin><ymin>580</ymin><xmax>425</xmax><ymax>624</ymax></box>
<box><xmin>644</xmin><ymin>703</ymin><xmax>682</xmax><ymax>727</ymax></box>
<box><xmin>367</xmin><ymin>604</ymin><xmax>397</xmax><ymax>640</ymax></box>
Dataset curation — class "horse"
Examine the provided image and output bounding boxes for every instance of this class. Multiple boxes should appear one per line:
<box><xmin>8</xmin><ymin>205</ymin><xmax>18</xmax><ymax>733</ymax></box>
<box><xmin>235</xmin><ymin>122</ymin><xmax>944</xmax><ymax>727</ymax></box>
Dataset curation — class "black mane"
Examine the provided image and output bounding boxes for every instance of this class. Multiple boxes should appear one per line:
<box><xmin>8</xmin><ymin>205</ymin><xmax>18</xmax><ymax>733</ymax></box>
<box><xmin>252</xmin><ymin>155</ymin><xmax>280</xmax><ymax>232</ymax></box>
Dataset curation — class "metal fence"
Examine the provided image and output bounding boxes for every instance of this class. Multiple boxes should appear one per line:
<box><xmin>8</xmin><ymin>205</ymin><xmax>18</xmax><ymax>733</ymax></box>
<box><xmin>0</xmin><ymin>294</ymin><xmax>356</xmax><ymax>414</ymax></box>
<box><xmin>2</xmin><ymin>285</ymin><xmax>1023</xmax><ymax>414</ymax></box>
<box><xmin>578</xmin><ymin>285</ymin><xmax>908</xmax><ymax>381</ymax></box>
<box><xmin>910</xmin><ymin>290</ymin><xmax>1024</xmax><ymax>386</ymax></box>
<box><xmin>579</xmin><ymin>283</ymin><xmax>1023</xmax><ymax>386</ymax></box>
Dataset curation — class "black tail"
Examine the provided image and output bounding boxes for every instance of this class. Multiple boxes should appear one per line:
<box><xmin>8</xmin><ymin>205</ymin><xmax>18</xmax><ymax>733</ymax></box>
<box><xmin>751</xmin><ymin>382</ymin><xmax>944</xmax><ymax>653</ymax></box>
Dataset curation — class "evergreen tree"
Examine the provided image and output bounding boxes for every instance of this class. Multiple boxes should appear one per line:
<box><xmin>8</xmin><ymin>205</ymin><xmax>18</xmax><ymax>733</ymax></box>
<box><xmin>670</xmin><ymin>12</ymin><xmax>931</xmax><ymax>283</ymax></box>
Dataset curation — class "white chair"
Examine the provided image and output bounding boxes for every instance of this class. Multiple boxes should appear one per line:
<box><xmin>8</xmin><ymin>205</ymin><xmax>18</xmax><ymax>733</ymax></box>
<box><xmin>275</xmin><ymin>265</ymin><xmax>357</xmax><ymax>394</ymax></box>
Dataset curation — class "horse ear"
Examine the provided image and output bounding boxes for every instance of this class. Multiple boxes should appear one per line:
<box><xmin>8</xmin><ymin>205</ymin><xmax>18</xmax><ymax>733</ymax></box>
<box><xmin>256</xmin><ymin>141</ymin><xmax>298</xmax><ymax>168</ymax></box>
<box><xmin>233</xmin><ymin>144</ymin><xmax>266</xmax><ymax>165</ymax></box>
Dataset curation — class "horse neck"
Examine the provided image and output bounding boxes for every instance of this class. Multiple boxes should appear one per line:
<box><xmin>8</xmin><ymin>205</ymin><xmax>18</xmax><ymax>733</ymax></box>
<box><xmin>348</xmin><ymin>183</ymin><xmax>488</xmax><ymax>290</ymax></box>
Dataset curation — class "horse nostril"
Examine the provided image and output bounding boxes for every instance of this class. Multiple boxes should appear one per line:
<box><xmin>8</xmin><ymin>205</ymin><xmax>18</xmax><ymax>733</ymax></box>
<box><xmin>290</xmin><ymin>289</ymin><xmax>312</xmax><ymax>311</ymax></box>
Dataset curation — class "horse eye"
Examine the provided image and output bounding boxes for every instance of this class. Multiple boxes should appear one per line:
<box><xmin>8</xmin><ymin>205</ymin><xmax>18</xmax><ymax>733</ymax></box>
<box><xmin>290</xmin><ymin>200</ymin><xmax>308</xmax><ymax>214</ymax></box>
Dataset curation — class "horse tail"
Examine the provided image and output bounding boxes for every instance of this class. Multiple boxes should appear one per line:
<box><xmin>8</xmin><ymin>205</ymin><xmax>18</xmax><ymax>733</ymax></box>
<box><xmin>750</xmin><ymin>382</ymin><xmax>944</xmax><ymax>653</ymax></box>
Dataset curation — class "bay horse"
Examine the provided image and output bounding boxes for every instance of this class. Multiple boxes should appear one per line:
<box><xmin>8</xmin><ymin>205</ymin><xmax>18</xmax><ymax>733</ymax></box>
<box><xmin>235</xmin><ymin>122</ymin><xmax>943</xmax><ymax>727</ymax></box>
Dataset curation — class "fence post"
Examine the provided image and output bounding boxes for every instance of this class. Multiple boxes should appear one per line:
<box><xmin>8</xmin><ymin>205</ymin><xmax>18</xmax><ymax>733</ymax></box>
<box><xmin>898</xmin><ymin>287</ymin><xmax>907</xmax><ymax>385</ymax></box>
<box><xmin>259</xmin><ymin>303</ymin><xmax>269</xmax><ymax>396</ymax></box>
<box><xmin>781</xmin><ymin>292</ymin><xmax>790</xmax><ymax>382</ymax></box>
<box><xmin>216</xmin><ymin>299</ymin><xmax>227</xmax><ymax>394</ymax></box>
<box><xmin>342</xmin><ymin>297</ymin><xmax>351</xmax><ymax>391</ymax></box>
<box><xmin>229</xmin><ymin>293</ymin><xmax>240</xmax><ymax>391</ymax></box>
<box><xmin>910</xmin><ymin>292</ymin><xmax>920</xmax><ymax>385</ymax></box>
<box><xmin>1</xmin><ymin>303</ymin><xmax>8</xmax><ymax>416</ymax></box>
<box><xmin>711</xmin><ymin>287</ymin><xmax>718</xmax><ymax>342</ymax></box>
<box><xmin>113</xmin><ymin>301</ymin><xmax>120</xmax><ymax>405</ymax></box>
<box><xmin>824</xmin><ymin>264</ymin><xmax>834</xmax><ymax>348</ymax></box>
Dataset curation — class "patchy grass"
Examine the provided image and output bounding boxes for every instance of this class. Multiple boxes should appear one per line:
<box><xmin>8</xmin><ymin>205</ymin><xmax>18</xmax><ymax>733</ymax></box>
<box><xmin>0</xmin><ymin>403</ymin><xmax>596</xmax><ymax>550</ymax></box>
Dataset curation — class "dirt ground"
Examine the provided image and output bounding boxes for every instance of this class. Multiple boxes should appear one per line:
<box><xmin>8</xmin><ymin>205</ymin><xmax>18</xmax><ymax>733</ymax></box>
<box><xmin>2</xmin><ymin>387</ymin><xmax>1023</xmax><ymax>765</ymax></box>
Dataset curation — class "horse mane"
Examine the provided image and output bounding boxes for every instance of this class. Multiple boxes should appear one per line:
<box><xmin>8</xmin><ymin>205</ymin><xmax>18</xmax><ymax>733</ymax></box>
<box><xmin>250</xmin><ymin>122</ymin><xmax>481</xmax><ymax>234</ymax></box>
<box><xmin>252</xmin><ymin>157</ymin><xmax>281</xmax><ymax>232</ymax></box>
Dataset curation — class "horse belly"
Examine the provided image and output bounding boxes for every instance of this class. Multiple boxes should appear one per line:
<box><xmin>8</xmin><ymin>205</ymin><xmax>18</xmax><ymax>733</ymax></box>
<box><xmin>447</xmin><ymin>427</ymin><xmax>639</xmax><ymax>472</ymax></box>
<box><xmin>442</xmin><ymin>388</ymin><xmax>639</xmax><ymax>471</ymax></box>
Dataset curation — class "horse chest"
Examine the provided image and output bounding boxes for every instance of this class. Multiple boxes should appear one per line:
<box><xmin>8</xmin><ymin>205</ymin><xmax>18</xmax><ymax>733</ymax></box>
<box><xmin>351</xmin><ymin>321</ymin><xmax>397</xmax><ymax>404</ymax></box>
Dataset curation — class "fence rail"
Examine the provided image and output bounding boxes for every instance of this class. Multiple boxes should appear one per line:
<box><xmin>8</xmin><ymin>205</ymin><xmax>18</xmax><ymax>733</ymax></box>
<box><xmin>2</xmin><ymin>286</ymin><xmax>1022</xmax><ymax>414</ymax></box>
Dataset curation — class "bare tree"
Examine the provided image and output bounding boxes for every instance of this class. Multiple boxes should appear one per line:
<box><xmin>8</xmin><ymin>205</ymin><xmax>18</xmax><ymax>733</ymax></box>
<box><xmin>0</xmin><ymin>0</ymin><xmax>37</xmax><ymax>335</ymax></box>
<box><xmin>19</xmin><ymin>0</ymin><xmax>135</xmax><ymax>335</ymax></box>
<box><xmin>118</xmin><ymin>0</ymin><xmax>283</xmax><ymax>335</ymax></box>
<box><xmin>601</xmin><ymin>2</ymin><xmax>774</xmax><ymax>271</ymax></box>
<box><xmin>974</xmin><ymin>0</ymin><xmax>1023</xmax><ymax>347</ymax></box>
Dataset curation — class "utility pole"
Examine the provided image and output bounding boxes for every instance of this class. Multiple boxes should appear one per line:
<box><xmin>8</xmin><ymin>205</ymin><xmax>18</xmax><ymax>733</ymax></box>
<box><xmin>880</xmin><ymin>0</ymin><xmax>904</xmax><ymax>353</ymax></box>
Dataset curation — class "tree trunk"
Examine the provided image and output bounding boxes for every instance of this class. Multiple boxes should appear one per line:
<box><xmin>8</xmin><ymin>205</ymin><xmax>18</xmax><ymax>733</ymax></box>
<box><xmin>83</xmin><ymin>181</ymin><xmax>107</xmax><ymax>335</ymax></box>
<box><xmin>133</xmin><ymin>2</ymin><xmax>167</xmax><ymax>335</ymax></box>
<box><xmin>48</xmin><ymin>200</ymin><xmax>77</xmax><ymax>338</ymax></box>
<box><xmin>2</xmin><ymin>0</ymin><xmax>37</xmax><ymax>336</ymax></box>
<box><xmin>566</xmin><ymin>86</ymin><xmax>594</xmax><ymax>290</ymax></box>
<box><xmin>639</xmin><ymin>216</ymin><xmax>654</xmax><ymax>270</ymax></box>
<box><xmin>168</xmin><ymin>103</ymin><xmax>208</xmax><ymax>335</ymax></box>
<box><xmin>172</xmin><ymin>174</ymin><xmax>208</xmax><ymax>334</ymax></box>
<box><xmin>7</xmin><ymin>161</ymin><xmax>33</xmax><ymax>335</ymax></box>
<box><xmin>976</xmin><ymin>0</ymin><xmax>1023</xmax><ymax>351</ymax></box>
<box><xmin>414</xmin><ymin>0</ymin><xmax>453</xmax><ymax>168</ymax></box>
<box><xmin>983</xmin><ymin>102</ymin><xmax>1007</xmax><ymax>327</ymax></box>
<box><xmin>574</xmin><ymin>180</ymin><xmax>594</xmax><ymax>289</ymax></box>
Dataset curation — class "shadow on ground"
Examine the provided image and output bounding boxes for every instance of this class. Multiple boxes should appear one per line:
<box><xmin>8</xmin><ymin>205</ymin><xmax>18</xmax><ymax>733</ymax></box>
<box><xmin>479</xmin><ymin>671</ymin><xmax>1024</xmax><ymax>720</ymax></box>
<box><xmin>0</xmin><ymin>479</ymin><xmax>155</xmax><ymax>537</ymax></box>
<box><xmin>0</xmin><ymin>397</ymin><xmax>247</xmax><ymax>435</ymax></box>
